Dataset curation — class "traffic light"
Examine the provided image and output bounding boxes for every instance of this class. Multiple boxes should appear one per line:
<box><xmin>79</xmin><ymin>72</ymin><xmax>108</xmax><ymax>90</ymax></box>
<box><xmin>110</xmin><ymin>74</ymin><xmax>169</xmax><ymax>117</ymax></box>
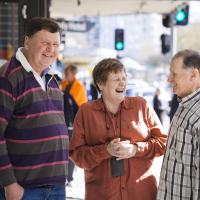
<box><xmin>162</xmin><ymin>14</ymin><xmax>171</xmax><ymax>28</ymax></box>
<box><xmin>115</xmin><ymin>29</ymin><xmax>124</xmax><ymax>51</ymax></box>
<box><xmin>161</xmin><ymin>34</ymin><xmax>171</xmax><ymax>54</ymax></box>
<box><xmin>61</xmin><ymin>31</ymin><xmax>66</xmax><ymax>44</ymax></box>
<box><xmin>174</xmin><ymin>5</ymin><xmax>189</xmax><ymax>25</ymax></box>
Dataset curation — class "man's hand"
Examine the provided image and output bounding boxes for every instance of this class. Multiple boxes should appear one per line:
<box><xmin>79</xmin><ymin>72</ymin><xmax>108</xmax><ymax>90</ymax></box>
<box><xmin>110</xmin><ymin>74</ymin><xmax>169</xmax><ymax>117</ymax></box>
<box><xmin>5</xmin><ymin>183</ymin><xmax>24</xmax><ymax>200</ymax></box>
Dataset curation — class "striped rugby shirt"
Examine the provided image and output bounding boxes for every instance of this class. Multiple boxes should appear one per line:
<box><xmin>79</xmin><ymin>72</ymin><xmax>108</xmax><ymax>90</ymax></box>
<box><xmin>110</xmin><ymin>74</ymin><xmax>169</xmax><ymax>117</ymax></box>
<box><xmin>157</xmin><ymin>89</ymin><xmax>200</xmax><ymax>200</ymax></box>
<box><xmin>0</xmin><ymin>49</ymin><xmax>68</xmax><ymax>187</ymax></box>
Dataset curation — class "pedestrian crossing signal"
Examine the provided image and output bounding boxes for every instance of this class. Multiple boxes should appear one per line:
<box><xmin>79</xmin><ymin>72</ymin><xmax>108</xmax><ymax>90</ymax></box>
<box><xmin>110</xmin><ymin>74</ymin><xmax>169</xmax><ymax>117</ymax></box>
<box><xmin>115</xmin><ymin>29</ymin><xmax>124</xmax><ymax>51</ymax></box>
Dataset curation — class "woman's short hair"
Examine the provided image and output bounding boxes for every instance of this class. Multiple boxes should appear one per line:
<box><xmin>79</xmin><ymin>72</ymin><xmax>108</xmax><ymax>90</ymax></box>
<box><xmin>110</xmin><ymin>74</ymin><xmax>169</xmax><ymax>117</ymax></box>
<box><xmin>92</xmin><ymin>58</ymin><xmax>125</xmax><ymax>92</ymax></box>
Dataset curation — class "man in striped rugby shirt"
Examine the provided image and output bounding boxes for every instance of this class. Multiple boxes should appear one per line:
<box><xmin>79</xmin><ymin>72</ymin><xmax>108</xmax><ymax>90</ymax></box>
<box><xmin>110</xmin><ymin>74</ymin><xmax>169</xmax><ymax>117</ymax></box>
<box><xmin>157</xmin><ymin>49</ymin><xmax>200</xmax><ymax>200</ymax></box>
<box><xmin>0</xmin><ymin>17</ymin><xmax>68</xmax><ymax>200</ymax></box>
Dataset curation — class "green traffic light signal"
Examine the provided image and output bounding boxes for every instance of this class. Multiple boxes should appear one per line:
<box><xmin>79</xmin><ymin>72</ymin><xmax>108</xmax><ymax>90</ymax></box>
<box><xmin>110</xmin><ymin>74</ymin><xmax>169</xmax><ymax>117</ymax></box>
<box><xmin>175</xmin><ymin>5</ymin><xmax>189</xmax><ymax>25</ymax></box>
<box><xmin>115</xmin><ymin>42</ymin><xmax>124</xmax><ymax>51</ymax></box>
<box><xmin>115</xmin><ymin>29</ymin><xmax>124</xmax><ymax>51</ymax></box>
<box><xmin>176</xmin><ymin>9</ymin><xmax>186</xmax><ymax>22</ymax></box>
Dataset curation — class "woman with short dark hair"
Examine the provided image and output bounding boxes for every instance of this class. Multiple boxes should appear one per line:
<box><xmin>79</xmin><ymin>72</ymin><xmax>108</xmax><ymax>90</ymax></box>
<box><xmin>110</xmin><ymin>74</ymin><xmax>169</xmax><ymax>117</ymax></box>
<box><xmin>70</xmin><ymin>58</ymin><xmax>167</xmax><ymax>200</ymax></box>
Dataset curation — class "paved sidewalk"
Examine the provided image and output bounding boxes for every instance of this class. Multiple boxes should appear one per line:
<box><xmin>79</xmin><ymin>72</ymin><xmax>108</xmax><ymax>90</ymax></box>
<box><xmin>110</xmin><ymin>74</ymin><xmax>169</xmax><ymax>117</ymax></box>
<box><xmin>66</xmin><ymin>167</ymin><xmax>85</xmax><ymax>200</ymax></box>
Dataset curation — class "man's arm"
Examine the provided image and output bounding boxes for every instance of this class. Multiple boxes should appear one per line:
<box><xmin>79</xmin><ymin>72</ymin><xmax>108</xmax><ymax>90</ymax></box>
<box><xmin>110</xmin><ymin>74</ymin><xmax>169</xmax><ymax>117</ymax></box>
<box><xmin>0</xmin><ymin>77</ymin><xmax>17</xmax><ymax>186</ymax></box>
<box><xmin>194</xmin><ymin>129</ymin><xmax>200</xmax><ymax>199</ymax></box>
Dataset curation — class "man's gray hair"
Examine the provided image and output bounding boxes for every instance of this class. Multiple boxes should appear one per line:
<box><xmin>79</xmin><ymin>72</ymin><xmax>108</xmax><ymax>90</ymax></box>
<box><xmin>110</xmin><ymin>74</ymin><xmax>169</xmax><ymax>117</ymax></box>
<box><xmin>172</xmin><ymin>49</ymin><xmax>200</xmax><ymax>70</ymax></box>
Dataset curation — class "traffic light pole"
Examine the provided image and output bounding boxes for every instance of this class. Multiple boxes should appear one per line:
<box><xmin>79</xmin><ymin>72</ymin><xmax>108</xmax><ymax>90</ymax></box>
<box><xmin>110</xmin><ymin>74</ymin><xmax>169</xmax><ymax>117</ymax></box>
<box><xmin>170</xmin><ymin>25</ymin><xmax>177</xmax><ymax>57</ymax></box>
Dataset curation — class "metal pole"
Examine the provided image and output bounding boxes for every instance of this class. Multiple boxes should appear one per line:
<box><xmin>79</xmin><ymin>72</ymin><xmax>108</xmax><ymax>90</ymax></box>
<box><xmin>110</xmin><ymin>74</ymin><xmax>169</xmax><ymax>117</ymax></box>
<box><xmin>171</xmin><ymin>25</ymin><xmax>177</xmax><ymax>57</ymax></box>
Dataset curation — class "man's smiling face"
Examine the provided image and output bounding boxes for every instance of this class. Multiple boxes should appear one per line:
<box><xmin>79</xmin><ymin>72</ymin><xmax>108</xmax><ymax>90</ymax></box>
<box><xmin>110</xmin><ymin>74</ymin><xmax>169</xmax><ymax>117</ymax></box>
<box><xmin>23</xmin><ymin>29</ymin><xmax>60</xmax><ymax>74</ymax></box>
<box><xmin>168</xmin><ymin>57</ymin><xmax>197</xmax><ymax>98</ymax></box>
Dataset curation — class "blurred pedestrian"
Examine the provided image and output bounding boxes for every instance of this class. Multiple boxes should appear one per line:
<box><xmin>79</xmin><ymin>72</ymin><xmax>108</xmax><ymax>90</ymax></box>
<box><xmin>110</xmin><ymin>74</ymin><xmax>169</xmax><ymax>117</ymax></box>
<box><xmin>70</xmin><ymin>58</ymin><xmax>167</xmax><ymax>200</ymax></box>
<box><xmin>168</xmin><ymin>94</ymin><xmax>179</xmax><ymax>122</ymax></box>
<box><xmin>90</xmin><ymin>81</ymin><xmax>98</xmax><ymax>100</ymax></box>
<box><xmin>157</xmin><ymin>49</ymin><xmax>200</xmax><ymax>199</ymax></box>
<box><xmin>0</xmin><ymin>17</ymin><xmax>68</xmax><ymax>200</ymax></box>
<box><xmin>60</xmin><ymin>64</ymin><xmax>87</xmax><ymax>186</ymax></box>
<box><xmin>153</xmin><ymin>88</ymin><xmax>163</xmax><ymax>123</ymax></box>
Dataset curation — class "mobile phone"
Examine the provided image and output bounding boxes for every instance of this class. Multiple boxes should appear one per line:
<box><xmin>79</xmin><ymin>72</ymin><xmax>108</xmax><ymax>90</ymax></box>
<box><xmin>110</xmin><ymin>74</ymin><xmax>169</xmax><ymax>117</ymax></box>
<box><xmin>110</xmin><ymin>156</ymin><xmax>124</xmax><ymax>177</ymax></box>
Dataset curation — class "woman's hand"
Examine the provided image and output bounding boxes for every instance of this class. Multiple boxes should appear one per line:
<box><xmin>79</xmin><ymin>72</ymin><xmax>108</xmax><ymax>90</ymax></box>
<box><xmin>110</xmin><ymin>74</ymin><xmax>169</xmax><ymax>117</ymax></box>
<box><xmin>107</xmin><ymin>138</ymin><xmax>121</xmax><ymax>157</ymax></box>
<box><xmin>115</xmin><ymin>141</ymin><xmax>137</xmax><ymax>160</ymax></box>
<box><xmin>107</xmin><ymin>138</ymin><xmax>137</xmax><ymax>159</ymax></box>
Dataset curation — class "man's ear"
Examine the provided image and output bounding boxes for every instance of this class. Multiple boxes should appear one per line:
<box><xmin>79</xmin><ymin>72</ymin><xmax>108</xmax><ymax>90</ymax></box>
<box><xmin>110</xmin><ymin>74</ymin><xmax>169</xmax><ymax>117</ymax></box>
<box><xmin>24</xmin><ymin>36</ymin><xmax>29</xmax><ymax>49</ymax></box>
<box><xmin>191</xmin><ymin>68</ymin><xmax>200</xmax><ymax>80</ymax></box>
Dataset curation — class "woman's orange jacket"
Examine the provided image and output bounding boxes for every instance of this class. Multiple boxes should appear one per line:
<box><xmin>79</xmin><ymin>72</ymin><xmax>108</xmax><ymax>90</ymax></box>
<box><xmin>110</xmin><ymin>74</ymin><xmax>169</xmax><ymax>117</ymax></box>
<box><xmin>70</xmin><ymin>97</ymin><xmax>167</xmax><ymax>200</ymax></box>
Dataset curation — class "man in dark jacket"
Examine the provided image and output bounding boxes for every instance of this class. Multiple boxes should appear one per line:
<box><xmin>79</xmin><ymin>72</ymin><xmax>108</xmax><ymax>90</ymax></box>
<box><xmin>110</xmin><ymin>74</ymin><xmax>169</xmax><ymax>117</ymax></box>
<box><xmin>60</xmin><ymin>64</ymin><xmax>87</xmax><ymax>186</ymax></box>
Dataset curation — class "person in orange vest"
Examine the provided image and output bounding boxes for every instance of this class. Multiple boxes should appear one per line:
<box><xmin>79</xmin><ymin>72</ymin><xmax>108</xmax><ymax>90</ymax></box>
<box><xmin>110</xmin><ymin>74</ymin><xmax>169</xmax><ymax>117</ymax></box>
<box><xmin>60</xmin><ymin>64</ymin><xmax>88</xmax><ymax>186</ymax></box>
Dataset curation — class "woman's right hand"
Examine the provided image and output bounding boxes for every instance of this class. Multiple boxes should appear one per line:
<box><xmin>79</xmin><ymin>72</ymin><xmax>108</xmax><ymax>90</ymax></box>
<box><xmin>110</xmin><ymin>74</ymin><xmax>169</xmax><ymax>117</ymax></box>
<box><xmin>107</xmin><ymin>138</ymin><xmax>137</xmax><ymax>159</ymax></box>
<box><xmin>107</xmin><ymin>138</ymin><xmax>121</xmax><ymax>157</ymax></box>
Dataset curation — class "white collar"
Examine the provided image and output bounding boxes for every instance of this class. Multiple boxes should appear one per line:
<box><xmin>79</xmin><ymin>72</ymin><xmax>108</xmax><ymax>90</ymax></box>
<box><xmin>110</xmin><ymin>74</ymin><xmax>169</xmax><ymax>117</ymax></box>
<box><xmin>16</xmin><ymin>47</ymin><xmax>54</xmax><ymax>75</ymax></box>
<box><xmin>16</xmin><ymin>47</ymin><xmax>55</xmax><ymax>91</ymax></box>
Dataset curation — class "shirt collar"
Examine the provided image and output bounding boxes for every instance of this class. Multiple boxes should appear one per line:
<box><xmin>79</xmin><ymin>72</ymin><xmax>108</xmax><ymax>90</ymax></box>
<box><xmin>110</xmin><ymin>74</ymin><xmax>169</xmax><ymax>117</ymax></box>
<box><xmin>180</xmin><ymin>87</ymin><xmax>200</xmax><ymax>106</ymax></box>
<box><xmin>41</xmin><ymin>67</ymin><xmax>51</xmax><ymax>77</ymax></box>
<box><xmin>93</xmin><ymin>97</ymin><xmax>128</xmax><ymax>111</ymax></box>
<box><xmin>16</xmin><ymin>47</ymin><xmax>54</xmax><ymax>75</ymax></box>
